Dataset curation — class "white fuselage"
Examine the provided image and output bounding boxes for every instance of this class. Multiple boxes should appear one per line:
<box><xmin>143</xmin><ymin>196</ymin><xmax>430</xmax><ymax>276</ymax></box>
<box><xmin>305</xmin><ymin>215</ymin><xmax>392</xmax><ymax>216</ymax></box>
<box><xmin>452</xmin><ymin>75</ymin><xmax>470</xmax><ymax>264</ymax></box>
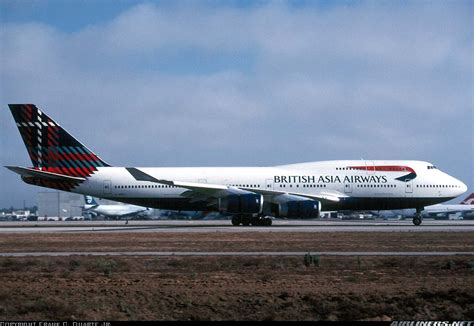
<box><xmin>424</xmin><ymin>204</ymin><xmax>474</xmax><ymax>214</ymax></box>
<box><xmin>84</xmin><ymin>204</ymin><xmax>148</xmax><ymax>218</ymax></box>
<box><xmin>70</xmin><ymin>160</ymin><xmax>467</xmax><ymax>212</ymax></box>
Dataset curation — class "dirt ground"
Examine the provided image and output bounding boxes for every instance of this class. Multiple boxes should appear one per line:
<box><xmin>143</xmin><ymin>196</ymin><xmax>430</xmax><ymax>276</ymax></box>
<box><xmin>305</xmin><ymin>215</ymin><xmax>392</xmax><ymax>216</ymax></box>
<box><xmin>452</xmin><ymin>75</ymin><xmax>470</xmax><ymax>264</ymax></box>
<box><xmin>0</xmin><ymin>232</ymin><xmax>472</xmax><ymax>321</ymax></box>
<box><xmin>0</xmin><ymin>231</ymin><xmax>472</xmax><ymax>252</ymax></box>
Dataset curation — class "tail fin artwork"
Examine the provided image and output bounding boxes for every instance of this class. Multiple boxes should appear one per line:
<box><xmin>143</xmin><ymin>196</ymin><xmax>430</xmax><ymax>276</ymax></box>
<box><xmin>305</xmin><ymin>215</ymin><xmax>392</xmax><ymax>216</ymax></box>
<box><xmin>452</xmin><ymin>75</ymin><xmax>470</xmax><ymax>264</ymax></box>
<box><xmin>460</xmin><ymin>193</ymin><xmax>474</xmax><ymax>205</ymax></box>
<box><xmin>8</xmin><ymin>104</ymin><xmax>109</xmax><ymax>178</ymax></box>
<box><xmin>7</xmin><ymin>104</ymin><xmax>110</xmax><ymax>191</ymax></box>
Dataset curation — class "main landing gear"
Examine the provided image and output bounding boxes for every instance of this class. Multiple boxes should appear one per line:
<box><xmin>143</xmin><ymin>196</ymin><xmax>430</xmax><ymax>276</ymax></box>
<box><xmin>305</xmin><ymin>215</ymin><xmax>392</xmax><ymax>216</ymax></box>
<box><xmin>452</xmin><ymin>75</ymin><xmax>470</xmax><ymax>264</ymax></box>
<box><xmin>231</xmin><ymin>215</ymin><xmax>272</xmax><ymax>226</ymax></box>
<box><xmin>412</xmin><ymin>207</ymin><xmax>424</xmax><ymax>226</ymax></box>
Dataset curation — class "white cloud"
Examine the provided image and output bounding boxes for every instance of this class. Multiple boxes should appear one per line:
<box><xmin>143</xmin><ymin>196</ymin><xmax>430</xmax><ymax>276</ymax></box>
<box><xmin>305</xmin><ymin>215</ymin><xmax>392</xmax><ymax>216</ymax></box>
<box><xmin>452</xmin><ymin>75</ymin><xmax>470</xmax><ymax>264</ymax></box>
<box><xmin>0</xmin><ymin>1</ymin><xmax>472</xmax><ymax>207</ymax></box>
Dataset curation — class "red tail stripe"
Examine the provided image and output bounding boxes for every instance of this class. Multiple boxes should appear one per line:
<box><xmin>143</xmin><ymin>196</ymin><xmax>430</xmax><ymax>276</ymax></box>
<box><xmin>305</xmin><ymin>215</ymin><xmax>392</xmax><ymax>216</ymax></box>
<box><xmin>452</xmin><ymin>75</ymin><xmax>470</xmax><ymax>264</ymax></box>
<box><xmin>25</xmin><ymin>104</ymin><xmax>33</xmax><ymax>120</ymax></box>
<box><xmin>58</xmin><ymin>150</ymin><xmax>76</xmax><ymax>163</ymax></box>
<box><xmin>66</xmin><ymin>151</ymin><xmax>82</xmax><ymax>164</ymax></box>
<box><xmin>75</xmin><ymin>152</ymin><xmax>99</xmax><ymax>161</ymax></box>
<box><xmin>48</xmin><ymin>125</ymin><xmax>58</xmax><ymax>138</ymax></box>
<box><xmin>349</xmin><ymin>165</ymin><xmax>415</xmax><ymax>173</ymax></box>
<box><xmin>54</xmin><ymin>152</ymin><xmax>85</xmax><ymax>177</ymax></box>
<box><xmin>60</xmin><ymin>167</ymin><xmax>71</xmax><ymax>176</ymax></box>
<box><xmin>74</xmin><ymin>167</ymin><xmax>87</xmax><ymax>177</ymax></box>
<box><xmin>68</xmin><ymin>168</ymin><xmax>80</xmax><ymax>177</ymax></box>
<box><xmin>28</xmin><ymin>150</ymin><xmax>38</xmax><ymax>162</ymax></box>
<box><xmin>47</xmin><ymin>134</ymin><xmax>56</xmax><ymax>146</ymax></box>
<box><xmin>81</xmin><ymin>167</ymin><xmax>94</xmax><ymax>176</ymax></box>
<box><xmin>41</xmin><ymin>167</ymin><xmax>85</xmax><ymax>178</ymax></box>
<box><xmin>35</xmin><ymin>149</ymin><xmax>97</xmax><ymax>178</ymax></box>
<box><xmin>24</xmin><ymin>130</ymin><xmax>32</xmax><ymax>144</ymax></box>
<box><xmin>69</xmin><ymin>168</ymin><xmax>82</xmax><ymax>178</ymax></box>
<box><xmin>47</xmin><ymin>133</ymin><xmax>58</xmax><ymax>146</ymax></box>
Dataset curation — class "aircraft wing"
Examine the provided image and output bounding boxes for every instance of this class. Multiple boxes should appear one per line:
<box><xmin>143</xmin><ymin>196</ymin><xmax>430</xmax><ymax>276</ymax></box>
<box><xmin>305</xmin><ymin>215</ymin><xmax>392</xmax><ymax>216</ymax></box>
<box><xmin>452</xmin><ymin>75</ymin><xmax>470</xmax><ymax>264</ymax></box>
<box><xmin>115</xmin><ymin>209</ymin><xmax>149</xmax><ymax>218</ymax></box>
<box><xmin>126</xmin><ymin>167</ymin><xmax>344</xmax><ymax>203</ymax></box>
<box><xmin>244</xmin><ymin>187</ymin><xmax>345</xmax><ymax>203</ymax></box>
<box><xmin>126</xmin><ymin>167</ymin><xmax>251</xmax><ymax>203</ymax></box>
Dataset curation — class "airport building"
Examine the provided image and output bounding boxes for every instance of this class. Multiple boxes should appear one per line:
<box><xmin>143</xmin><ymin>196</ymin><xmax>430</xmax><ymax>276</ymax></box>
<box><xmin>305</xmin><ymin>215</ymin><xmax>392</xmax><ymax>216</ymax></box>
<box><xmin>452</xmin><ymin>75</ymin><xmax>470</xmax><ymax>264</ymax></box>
<box><xmin>37</xmin><ymin>191</ymin><xmax>85</xmax><ymax>220</ymax></box>
<box><xmin>37</xmin><ymin>191</ymin><xmax>162</xmax><ymax>220</ymax></box>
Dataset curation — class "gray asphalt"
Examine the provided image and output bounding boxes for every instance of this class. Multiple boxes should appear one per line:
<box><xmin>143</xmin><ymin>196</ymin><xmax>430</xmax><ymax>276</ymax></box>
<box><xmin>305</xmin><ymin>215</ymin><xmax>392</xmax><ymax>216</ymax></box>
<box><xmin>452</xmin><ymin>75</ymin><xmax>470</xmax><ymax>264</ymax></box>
<box><xmin>0</xmin><ymin>251</ymin><xmax>472</xmax><ymax>257</ymax></box>
<box><xmin>0</xmin><ymin>219</ymin><xmax>473</xmax><ymax>233</ymax></box>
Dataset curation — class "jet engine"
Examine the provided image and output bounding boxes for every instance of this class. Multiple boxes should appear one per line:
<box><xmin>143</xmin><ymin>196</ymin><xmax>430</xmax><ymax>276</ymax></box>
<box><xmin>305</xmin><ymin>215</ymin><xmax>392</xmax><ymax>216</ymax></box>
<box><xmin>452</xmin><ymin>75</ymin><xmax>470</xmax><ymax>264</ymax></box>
<box><xmin>272</xmin><ymin>198</ymin><xmax>321</xmax><ymax>219</ymax></box>
<box><xmin>218</xmin><ymin>193</ymin><xmax>263</xmax><ymax>214</ymax></box>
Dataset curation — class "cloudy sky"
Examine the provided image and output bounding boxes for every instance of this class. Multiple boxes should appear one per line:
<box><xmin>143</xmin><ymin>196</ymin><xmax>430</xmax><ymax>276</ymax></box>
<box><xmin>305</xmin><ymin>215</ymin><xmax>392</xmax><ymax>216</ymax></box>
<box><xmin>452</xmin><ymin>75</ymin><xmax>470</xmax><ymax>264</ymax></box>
<box><xmin>0</xmin><ymin>0</ymin><xmax>472</xmax><ymax>208</ymax></box>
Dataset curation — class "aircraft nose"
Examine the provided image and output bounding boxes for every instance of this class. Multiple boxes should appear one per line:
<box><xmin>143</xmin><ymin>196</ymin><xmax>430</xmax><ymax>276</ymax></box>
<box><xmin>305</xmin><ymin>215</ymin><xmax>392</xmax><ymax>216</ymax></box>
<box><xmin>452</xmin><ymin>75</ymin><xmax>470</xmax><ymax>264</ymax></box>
<box><xmin>452</xmin><ymin>177</ymin><xmax>468</xmax><ymax>196</ymax></box>
<box><xmin>459</xmin><ymin>180</ymin><xmax>468</xmax><ymax>194</ymax></box>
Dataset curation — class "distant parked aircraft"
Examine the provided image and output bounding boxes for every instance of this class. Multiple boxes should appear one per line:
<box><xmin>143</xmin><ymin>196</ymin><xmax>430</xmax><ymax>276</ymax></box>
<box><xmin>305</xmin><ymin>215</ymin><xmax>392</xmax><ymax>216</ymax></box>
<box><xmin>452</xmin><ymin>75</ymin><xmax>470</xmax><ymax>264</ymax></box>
<box><xmin>422</xmin><ymin>193</ymin><xmax>474</xmax><ymax>216</ymax></box>
<box><xmin>83</xmin><ymin>196</ymin><xmax>151</xmax><ymax>219</ymax></box>
<box><xmin>376</xmin><ymin>193</ymin><xmax>473</xmax><ymax>219</ymax></box>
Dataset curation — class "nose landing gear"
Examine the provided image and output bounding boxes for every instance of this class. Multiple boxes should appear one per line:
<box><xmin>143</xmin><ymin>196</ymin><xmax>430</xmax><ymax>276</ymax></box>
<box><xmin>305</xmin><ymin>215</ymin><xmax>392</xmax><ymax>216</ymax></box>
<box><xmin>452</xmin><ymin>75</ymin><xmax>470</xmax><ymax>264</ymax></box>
<box><xmin>412</xmin><ymin>207</ymin><xmax>424</xmax><ymax>226</ymax></box>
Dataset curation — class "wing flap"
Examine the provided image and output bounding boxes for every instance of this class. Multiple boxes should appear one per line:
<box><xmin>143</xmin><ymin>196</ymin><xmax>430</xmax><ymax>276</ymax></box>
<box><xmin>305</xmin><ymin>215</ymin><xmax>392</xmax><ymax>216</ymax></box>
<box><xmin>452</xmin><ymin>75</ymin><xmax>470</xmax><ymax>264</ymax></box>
<box><xmin>245</xmin><ymin>188</ymin><xmax>344</xmax><ymax>203</ymax></box>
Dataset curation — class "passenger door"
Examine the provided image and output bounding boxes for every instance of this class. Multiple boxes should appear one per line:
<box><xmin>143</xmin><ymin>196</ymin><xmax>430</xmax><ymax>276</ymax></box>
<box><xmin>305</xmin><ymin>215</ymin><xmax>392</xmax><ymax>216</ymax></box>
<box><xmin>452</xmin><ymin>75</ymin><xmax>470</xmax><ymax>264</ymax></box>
<box><xmin>266</xmin><ymin>178</ymin><xmax>274</xmax><ymax>190</ymax></box>
<box><xmin>344</xmin><ymin>180</ymin><xmax>353</xmax><ymax>194</ymax></box>
<box><xmin>405</xmin><ymin>180</ymin><xmax>413</xmax><ymax>195</ymax></box>
<box><xmin>103</xmin><ymin>180</ymin><xmax>112</xmax><ymax>195</ymax></box>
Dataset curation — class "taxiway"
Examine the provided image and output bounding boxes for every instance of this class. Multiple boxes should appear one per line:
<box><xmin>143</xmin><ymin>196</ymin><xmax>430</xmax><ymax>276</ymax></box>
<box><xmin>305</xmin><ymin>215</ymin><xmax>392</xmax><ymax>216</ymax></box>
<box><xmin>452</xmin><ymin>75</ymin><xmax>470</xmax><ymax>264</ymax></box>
<box><xmin>0</xmin><ymin>219</ymin><xmax>472</xmax><ymax>233</ymax></box>
<box><xmin>0</xmin><ymin>250</ymin><xmax>472</xmax><ymax>257</ymax></box>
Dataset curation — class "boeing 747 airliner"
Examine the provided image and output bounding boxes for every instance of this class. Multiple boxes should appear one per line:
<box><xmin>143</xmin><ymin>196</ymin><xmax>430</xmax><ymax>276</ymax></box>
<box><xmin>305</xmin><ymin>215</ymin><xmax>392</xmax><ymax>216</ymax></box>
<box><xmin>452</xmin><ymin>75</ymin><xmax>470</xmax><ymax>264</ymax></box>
<box><xmin>6</xmin><ymin>104</ymin><xmax>467</xmax><ymax>226</ymax></box>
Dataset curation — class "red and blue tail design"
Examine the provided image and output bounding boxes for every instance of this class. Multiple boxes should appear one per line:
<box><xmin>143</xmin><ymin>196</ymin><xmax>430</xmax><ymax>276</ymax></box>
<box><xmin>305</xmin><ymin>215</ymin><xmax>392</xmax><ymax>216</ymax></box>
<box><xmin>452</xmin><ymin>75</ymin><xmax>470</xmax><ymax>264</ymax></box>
<box><xmin>8</xmin><ymin>104</ymin><xmax>110</xmax><ymax>179</ymax></box>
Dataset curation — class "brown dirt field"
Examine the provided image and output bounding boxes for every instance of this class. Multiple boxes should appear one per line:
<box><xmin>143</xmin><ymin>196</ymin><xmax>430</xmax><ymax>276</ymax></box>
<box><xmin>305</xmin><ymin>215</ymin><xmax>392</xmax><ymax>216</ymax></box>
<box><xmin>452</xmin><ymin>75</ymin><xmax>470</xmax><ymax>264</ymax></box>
<box><xmin>0</xmin><ymin>255</ymin><xmax>472</xmax><ymax>321</ymax></box>
<box><xmin>0</xmin><ymin>231</ymin><xmax>473</xmax><ymax>252</ymax></box>
<box><xmin>0</xmin><ymin>232</ymin><xmax>472</xmax><ymax>321</ymax></box>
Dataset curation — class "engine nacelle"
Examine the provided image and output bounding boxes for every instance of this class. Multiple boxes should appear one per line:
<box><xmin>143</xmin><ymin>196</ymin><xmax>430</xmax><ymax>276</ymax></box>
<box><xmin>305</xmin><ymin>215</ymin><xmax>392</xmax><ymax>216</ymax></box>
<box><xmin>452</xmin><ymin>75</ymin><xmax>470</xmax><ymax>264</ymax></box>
<box><xmin>274</xmin><ymin>200</ymin><xmax>320</xmax><ymax>219</ymax></box>
<box><xmin>218</xmin><ymin>193</ymin><xmax>263</xmax><ymax>214</ymax></box>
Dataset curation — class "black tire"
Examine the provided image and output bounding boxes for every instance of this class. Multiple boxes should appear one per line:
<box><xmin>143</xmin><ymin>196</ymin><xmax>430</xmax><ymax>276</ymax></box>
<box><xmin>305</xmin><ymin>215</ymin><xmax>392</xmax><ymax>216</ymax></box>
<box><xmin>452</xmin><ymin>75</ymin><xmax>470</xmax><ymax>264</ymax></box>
<box><xmin>231</xmin><ymin>216</ymin><xmax>241</xmax><ymax>226</ymax></box>
<box><xmin>413</xmin><ymin>216</ymin><xmax>422</xmax><ymax>226</ymax></box>
<box><xmin>250</xmin><ymin>217</ymin><xmax>260</xmax><ymax>226</ymax></box>
<box><xmin>264</xmin><ymin>218</ymin><xmax>272</xmax><ymax>226</ymax></box>
<box><xmin>242</xmin><ymin>217</ymin><xmax>251</xmax><ymax>226</ymax></box>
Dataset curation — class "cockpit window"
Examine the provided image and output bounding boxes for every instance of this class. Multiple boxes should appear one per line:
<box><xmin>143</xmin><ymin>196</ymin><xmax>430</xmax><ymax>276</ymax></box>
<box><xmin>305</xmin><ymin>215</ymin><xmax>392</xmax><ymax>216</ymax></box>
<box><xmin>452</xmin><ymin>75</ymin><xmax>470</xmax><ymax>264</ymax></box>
<box><xmin>427</xmin><ymin>166</ymin><xmax>437</xmax><ymax>170</ymax></box>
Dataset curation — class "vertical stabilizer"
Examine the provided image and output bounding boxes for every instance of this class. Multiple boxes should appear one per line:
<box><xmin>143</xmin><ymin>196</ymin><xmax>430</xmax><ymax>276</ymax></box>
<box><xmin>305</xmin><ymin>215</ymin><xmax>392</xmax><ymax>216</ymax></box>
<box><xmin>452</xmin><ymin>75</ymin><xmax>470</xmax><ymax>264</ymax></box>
<box><xmin>9</xmin><ymin>104</ymin><xmax>110</xmax><ymax>178</ymax></box>
<box><xmin>85</xmin><ymin>196</ymin><xmax>99</xmax><ymax>206</ymax></box>
<box><xmin>460</xmin><ymin>193</ymin><xmax>474</xmax><ymax>205</ymax></box>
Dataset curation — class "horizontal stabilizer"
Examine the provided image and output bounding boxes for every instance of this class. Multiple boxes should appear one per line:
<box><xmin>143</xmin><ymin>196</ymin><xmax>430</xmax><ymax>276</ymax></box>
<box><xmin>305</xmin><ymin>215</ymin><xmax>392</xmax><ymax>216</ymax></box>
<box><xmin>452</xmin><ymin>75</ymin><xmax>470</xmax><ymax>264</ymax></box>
<box><xmin>5</xmin><ymin>166</ymin><xmax>86</xmax><ymax>182</ymax></box>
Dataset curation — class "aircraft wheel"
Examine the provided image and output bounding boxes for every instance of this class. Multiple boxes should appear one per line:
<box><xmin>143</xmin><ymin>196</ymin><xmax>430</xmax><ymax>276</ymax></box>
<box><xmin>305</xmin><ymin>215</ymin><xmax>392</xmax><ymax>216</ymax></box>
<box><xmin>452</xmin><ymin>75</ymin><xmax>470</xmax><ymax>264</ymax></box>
<box><xmin>413</xmin><ymin>216</ymin><xmax>422</xmax><ymax>226</ymax></box>
<box><xmin>413</xmin><ymin>208</ymin><xmax>423</xmax><ymax>226</ymax></box>
<box><xmin>264</xmin><ymin>218</ymin><xmax>272</xmax><ymax>226</ymax></box>
<box><xmin>231</xmin><ymin>216</ymin><xmax>241</xmax><ymax>226</ymax></box>
<box><xmin>241</xmin><ymin>216</ymin><xmax>251</xmax><ymax>226</ymax></box>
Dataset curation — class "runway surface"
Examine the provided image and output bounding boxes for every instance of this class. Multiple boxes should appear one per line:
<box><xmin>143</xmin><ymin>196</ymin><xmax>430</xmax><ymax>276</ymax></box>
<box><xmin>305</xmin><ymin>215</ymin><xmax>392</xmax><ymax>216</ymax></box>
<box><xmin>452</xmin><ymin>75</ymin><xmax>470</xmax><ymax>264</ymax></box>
<box><xmin>2</xmin><ymin>220</ymin><xmax>472</xmax><ymax>257</ymax></box>
<box><xmin>0</xmin><ymin>219</ymin><xmax>473</xmax><ymax>233</ymax></box>
<box><xmin>0</xmin><ymin>251</ymin><xmax>472</xmax><ymax>257</ymax></box>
